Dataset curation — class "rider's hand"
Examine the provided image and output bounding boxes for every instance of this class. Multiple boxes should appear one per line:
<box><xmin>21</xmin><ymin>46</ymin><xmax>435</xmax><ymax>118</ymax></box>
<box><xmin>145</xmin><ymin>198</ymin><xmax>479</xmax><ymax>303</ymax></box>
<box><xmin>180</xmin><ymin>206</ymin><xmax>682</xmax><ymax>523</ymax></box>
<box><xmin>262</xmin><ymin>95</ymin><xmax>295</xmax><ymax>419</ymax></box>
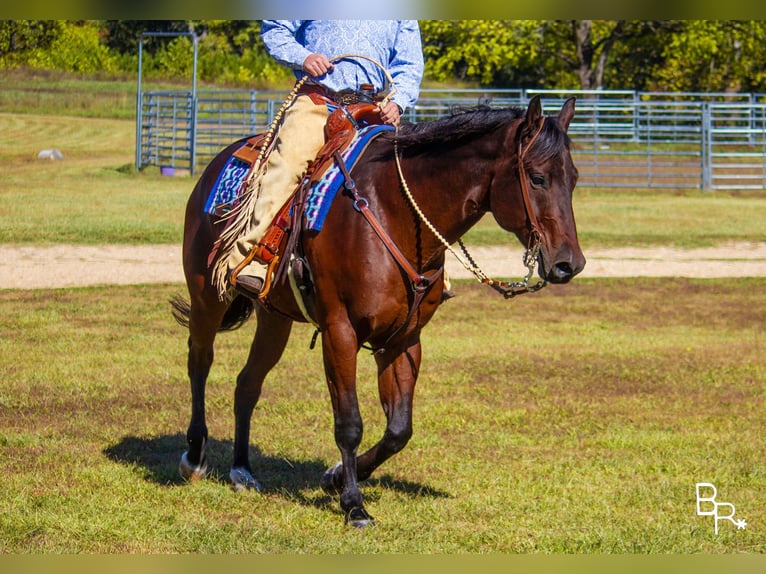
<box><xmin>302</xmin><ymin>54</ymin><xmax>333</xmax><ymax>77</ymax></box>
<box><xmin>379</xmin><ymin>101</ymin><xmax>402</xmax><ymax>126</ymax></box>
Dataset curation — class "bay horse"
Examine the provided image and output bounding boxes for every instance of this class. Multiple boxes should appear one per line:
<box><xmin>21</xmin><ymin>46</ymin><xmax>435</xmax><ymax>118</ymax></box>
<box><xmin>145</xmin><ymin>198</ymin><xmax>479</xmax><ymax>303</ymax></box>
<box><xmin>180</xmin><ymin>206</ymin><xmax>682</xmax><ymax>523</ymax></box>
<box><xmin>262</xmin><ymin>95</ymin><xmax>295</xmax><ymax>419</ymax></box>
<box><xmin>171</xmin><ymin>95</ymin><xmax>585</xmax><ymax>527</ymax></box>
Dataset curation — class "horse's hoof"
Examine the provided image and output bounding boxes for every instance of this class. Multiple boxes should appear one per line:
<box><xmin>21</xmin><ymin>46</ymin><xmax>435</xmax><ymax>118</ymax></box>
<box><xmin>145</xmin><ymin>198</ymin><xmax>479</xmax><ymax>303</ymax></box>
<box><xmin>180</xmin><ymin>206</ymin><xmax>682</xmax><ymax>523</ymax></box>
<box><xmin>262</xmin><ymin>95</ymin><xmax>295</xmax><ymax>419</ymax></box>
<box><xmin>230</xmin><ymin>466</ymin><xmax>262</xmax><ymax>492</ymax></box>
<box><xmin>179</xmin><ymin>451</ymin><xmax>208</xmax><ymax>482</ymax></box>
<box><xmin>345</xmin><ymin>506</ymin><xmax>375</xmax><ymax>528</ymax></box>
<box><xmin>320</xmin><ymin>462</ymin><xmax>343</xmax><ymax>494</ymax></box>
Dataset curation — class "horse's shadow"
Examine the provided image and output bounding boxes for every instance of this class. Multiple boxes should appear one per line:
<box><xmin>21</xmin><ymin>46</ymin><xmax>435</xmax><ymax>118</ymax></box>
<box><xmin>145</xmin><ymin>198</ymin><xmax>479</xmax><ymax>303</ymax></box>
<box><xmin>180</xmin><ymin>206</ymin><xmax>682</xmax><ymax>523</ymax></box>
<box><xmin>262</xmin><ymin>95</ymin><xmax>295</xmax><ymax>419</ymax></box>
<box><xmin>103</xmin><ymin>434</ymin><xmax>451</xmax><ymax>511</ymax></box>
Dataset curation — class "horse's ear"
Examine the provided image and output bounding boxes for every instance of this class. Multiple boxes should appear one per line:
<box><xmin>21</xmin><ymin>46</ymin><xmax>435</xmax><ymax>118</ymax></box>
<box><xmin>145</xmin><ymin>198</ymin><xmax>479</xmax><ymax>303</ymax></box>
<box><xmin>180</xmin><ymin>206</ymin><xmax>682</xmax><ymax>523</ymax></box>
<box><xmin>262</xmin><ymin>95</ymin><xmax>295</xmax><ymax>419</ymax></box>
<box><xmin>521</xmin><ymin>95</ymin><xmax>543</xmax><ymax>141</ymax></box>
<box><xmin>525</xmin><ymin>95</ymin><xmax>542</xmax><ymax>127</ymax></box>
<box><xmin>557</xmin><ymin>97</ymin><xmax>576</xmax><ymax>132</ymax></box>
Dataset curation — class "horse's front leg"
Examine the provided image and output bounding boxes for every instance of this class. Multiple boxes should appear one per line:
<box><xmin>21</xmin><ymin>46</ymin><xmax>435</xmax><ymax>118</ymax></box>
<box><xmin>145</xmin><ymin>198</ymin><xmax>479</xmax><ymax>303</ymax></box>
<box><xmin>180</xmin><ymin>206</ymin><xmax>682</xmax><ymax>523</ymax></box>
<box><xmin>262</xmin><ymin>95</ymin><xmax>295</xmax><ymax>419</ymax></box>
<box><xmin>230</xmin><ymin>304</ymin><xmax>293</xmax><ymax>491</ymax></box>
<box><xmin>321</xmin><ymin>321</ymin><xmax>373</xmax><ymax>527</ymax></box>
<box><xmin>322</xmin><ymin>337</ymin><xmax>420</xmax><ymax>487</ymax></box>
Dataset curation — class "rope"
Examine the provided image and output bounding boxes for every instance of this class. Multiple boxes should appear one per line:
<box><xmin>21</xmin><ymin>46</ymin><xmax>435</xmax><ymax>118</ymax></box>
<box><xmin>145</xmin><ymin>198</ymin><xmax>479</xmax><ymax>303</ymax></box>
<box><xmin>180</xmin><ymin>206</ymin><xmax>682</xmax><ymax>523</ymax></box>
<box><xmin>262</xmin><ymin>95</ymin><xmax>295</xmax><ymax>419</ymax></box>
<box><xmin>330</xmin><ymin>53</ymin><xmax>398</xmax><ymax>109</ymax></box>
<box><xmin>393</xmin><ymin>142</ymin><xmax>491</xmax><ymax>283</ymax></box>
<box><xmin>393</xmin><ymin>136</ymin><xmax>545</xmax><ymax>297</ymax></box>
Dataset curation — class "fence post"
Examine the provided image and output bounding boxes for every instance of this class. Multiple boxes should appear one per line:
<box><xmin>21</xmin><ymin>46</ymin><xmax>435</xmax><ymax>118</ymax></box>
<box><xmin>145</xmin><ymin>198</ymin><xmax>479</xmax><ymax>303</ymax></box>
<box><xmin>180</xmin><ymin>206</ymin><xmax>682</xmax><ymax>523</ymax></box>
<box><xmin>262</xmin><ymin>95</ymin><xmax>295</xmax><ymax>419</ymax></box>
<box><xmin>135</xmin><ymin>39</ymin><xmax>144</xmax><ymax>172</ymax></box>
<box><xmin>135</xmin><ymin>31</ymin><xmax>199</xmax><ymax>175</ymax></box>
<box><xmin>702</xmin><ymin>103</ymin><xmax>711</xmax><ymax>191</ymax></box>
<box><xmin>189</xmin><ymin>34</ymin><xmax>198</xmax><ymax>176</ymax></box>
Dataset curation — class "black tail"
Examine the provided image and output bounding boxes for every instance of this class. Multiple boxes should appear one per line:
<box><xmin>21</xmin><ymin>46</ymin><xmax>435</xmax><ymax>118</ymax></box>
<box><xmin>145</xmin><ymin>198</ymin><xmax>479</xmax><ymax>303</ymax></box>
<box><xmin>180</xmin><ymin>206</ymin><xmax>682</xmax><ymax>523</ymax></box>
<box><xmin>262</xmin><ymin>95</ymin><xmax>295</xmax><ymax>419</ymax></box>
<box><xmin>169</xmin><ymin>294</ymin><xmax>254</xmax><ymax>332</ymax></box>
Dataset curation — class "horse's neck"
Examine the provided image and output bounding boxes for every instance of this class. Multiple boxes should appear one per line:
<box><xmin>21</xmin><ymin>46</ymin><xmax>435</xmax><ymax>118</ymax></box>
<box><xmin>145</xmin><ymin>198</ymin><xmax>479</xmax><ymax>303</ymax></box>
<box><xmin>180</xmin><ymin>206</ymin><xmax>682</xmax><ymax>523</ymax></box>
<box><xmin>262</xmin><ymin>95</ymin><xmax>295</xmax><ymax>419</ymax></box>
<box><xmin>407</xmin><ymin>146</ymin><xmax>496</xmax><ymax>245</ymax></box>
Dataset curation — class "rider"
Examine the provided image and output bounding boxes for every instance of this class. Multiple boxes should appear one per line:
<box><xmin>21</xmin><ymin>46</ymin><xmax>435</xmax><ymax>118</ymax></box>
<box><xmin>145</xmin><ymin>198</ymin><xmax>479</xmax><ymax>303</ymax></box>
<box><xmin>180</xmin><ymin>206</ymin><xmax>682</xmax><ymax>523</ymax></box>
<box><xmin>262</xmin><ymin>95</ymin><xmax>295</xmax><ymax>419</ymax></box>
<box><xmin>227</xmin><ymin>20</ymin><xmax>424</xmax><ymax>299</ymax></box>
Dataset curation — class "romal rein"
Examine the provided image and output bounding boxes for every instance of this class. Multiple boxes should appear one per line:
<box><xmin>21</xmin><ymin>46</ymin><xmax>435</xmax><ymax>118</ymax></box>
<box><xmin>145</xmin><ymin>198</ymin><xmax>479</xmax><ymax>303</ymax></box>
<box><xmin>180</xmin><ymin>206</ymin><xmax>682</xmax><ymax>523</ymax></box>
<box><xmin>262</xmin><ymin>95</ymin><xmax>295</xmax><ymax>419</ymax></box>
<box><xmin>392</xmin><ymin>115</ymin><xmax>550</xmax><ymax>300</ymax></box>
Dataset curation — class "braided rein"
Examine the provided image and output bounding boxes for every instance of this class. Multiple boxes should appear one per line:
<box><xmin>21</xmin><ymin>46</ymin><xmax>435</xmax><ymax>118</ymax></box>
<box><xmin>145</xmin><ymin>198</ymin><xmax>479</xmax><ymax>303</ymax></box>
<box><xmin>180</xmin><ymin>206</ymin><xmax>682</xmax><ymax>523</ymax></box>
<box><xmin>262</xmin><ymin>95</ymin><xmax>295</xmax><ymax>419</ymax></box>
<box><xmin>393</xmin><ymin>118</ymin><xmax>548</xmax><ymax>299</ymax></box>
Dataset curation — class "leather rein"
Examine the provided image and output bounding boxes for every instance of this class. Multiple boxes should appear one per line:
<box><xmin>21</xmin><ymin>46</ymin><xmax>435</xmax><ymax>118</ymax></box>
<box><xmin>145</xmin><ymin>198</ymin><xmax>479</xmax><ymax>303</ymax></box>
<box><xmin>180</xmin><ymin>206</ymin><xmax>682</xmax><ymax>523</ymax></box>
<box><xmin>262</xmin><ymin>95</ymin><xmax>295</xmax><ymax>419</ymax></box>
<box><xmin>333</xmin><ymin>150</ymin><xmax>443</xmax><ymax>355</ymax></box>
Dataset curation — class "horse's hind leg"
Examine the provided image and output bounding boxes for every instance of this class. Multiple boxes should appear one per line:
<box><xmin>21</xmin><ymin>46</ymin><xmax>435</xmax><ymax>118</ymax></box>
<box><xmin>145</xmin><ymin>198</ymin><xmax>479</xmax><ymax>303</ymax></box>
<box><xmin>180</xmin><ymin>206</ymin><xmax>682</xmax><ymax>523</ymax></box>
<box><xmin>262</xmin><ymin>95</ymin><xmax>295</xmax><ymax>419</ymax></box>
<box><xmin>179</xmin><ymin>291</ymin><xmax>229</xmax><ymax>481</ymax></box>
<box><xmin>230</xmin><ymin>304</ymin><xmax>293</xmax><ymax>491</ymax></box>
<box><xmin>322</xmin><ymin>338</ymin><xmax>420</xmax><ymax>491</ymax></box>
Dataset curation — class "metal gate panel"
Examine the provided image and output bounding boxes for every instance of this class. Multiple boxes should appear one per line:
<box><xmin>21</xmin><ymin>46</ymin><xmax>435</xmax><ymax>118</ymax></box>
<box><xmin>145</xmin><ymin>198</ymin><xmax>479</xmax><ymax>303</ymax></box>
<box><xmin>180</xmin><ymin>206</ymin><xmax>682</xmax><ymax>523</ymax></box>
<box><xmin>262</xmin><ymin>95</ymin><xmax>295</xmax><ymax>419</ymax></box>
<box><xmin>571</xmin><ymin>101</ymin><xmax>704</xmax><ymax>190</ymax></box>
<box><xmin>134</xmin><ymin>86</ymin><xmax>766</xmax><ymax>190</ymax></box>
<box><xmin>137</xmin><ymin>90</ymin><xmax>194</xmax><ymax>174</ymax></box>
<box><xmin>706</xmin><ymin>103</ymin><xmax>766</xmax><ymax>190</ymax></box>
<box><xmin>194</xmin><ymin>90</ymin><xmax>284</xmax><ymax>166</ymax></box>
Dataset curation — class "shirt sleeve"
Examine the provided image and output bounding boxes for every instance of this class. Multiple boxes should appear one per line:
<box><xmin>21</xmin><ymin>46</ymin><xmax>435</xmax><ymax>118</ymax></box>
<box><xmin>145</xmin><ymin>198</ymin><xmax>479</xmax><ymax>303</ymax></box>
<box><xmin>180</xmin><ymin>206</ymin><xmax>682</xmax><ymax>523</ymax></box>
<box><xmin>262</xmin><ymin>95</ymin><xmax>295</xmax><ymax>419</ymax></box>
<box><xmin>260</xmin><ymin>20</ymin><xmax>312</xmax><ymax>70</ymax></box>
<box><xmin>388</xmin><ymin>20</ymin><xmax>424</xmax><ymax>112</ymax></box>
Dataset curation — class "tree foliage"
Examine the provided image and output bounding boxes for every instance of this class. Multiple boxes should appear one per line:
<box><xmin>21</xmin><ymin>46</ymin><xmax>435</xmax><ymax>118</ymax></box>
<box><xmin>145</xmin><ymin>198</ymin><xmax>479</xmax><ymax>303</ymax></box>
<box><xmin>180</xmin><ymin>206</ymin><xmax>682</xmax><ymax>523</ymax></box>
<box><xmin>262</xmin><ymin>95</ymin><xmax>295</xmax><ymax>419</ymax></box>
<box><xmin>24</xmin><ymin>21</ymin><xmax>119</xmax><ymax>75</ymax></box>
<box><xmin>421</xmin><ymin>19</ymin><xmax>766</xmax><ymax>93</ymax></box>
<box><xmin>0</xmin><ymin>20</ymin><xmax>61</xmax><ymax>65</ymax></box>
<box><xmin>420</xmin><ymin>20</ymin><xmax>541</xmax><ymax>87</ymax></box>
<box><xmin>3</xmin><ymin>20</ymin><xmax>766</xmax><ymax>93</ymax></box>
<box><xmin>654</xmin><ymin>20</ymin><xmax>766</xmax><ymax>92</ymax></box>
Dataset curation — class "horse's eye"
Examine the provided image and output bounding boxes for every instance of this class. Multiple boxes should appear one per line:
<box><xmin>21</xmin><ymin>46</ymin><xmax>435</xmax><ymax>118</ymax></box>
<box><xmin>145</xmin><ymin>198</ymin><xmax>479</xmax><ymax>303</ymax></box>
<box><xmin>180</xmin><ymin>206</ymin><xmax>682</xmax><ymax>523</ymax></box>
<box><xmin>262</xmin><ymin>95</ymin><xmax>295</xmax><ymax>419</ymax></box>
<box><xmin>531</xmin><ymin>174</ymin><xmax>546</xmax><ymax>187</ymax></box>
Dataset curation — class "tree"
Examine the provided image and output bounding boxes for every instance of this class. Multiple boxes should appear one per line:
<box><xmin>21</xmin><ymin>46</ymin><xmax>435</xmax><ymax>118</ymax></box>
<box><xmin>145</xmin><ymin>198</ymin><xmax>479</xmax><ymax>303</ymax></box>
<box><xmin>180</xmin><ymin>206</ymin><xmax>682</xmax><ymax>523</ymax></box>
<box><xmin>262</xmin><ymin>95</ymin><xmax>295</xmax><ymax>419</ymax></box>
<box><xmin>534</xmin><ymin>20</ymin><xmax>675</xmax><ymax>91</ymax></box>
<box><xmin>654</xmin><ymin>21</ymin><xmax>766</xmax><ymax>92</ymax></box>
<box><xmin>102</xmin><ymin>20</ymin><xmax>193</xmax><ymax>55</ymax></box>
<box><xmin>602</xmin><ymin>22</ymin><xmax>679</xmax><ymax>91</ymax></box>
<box><xmin>420</xmin><ymin>20</ymin><xmax>542</xmax><ymax>87</ymax></box>
<box><xmin>0</xmin><ymin>20</ymin><xmax>62</xmax><ymax>65</ymax></box>
<box><xmin>420</xmin><ymin>20</ymin><xmax>667</xmax><ymax>91</ymax></box>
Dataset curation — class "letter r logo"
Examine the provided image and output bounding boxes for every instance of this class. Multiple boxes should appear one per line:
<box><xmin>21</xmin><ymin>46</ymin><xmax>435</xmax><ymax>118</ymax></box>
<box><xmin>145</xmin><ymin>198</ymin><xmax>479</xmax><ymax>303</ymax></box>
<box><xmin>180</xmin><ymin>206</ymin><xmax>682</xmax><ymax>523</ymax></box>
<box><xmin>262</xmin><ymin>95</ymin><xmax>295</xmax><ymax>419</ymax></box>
<box><xmin>696</xmin><ymin>482</ymin><xmax>746</xmax><ymax>534</ymax></box>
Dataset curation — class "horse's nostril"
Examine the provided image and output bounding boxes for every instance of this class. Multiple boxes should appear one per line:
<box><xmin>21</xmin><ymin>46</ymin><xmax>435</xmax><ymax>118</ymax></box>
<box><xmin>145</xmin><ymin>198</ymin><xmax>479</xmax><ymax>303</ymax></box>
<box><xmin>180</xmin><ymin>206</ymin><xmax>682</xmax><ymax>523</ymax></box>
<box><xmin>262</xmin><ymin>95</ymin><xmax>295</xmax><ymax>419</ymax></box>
<box><xmin>549</xmin><ymin>262</ymin><xmax>573</xmax><ymax>283</ymax></box>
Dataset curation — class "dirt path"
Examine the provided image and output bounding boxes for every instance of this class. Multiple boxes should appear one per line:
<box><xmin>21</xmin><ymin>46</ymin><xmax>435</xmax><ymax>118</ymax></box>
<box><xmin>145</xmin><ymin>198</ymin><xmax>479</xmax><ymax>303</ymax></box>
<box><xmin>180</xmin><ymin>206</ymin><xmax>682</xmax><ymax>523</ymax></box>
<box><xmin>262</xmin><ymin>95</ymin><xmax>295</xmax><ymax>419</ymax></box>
<box><xmin>1</xmin><ymin>242</ymin><xmax>765</xmax><ymax>289</ymax></box>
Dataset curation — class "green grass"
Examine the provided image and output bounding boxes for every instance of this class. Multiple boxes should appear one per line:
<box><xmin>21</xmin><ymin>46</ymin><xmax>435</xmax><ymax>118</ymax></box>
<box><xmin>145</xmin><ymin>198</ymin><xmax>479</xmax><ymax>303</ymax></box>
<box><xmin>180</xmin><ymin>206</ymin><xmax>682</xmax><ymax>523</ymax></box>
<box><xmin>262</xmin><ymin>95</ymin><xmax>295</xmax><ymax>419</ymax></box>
<box><xmin>463</xmin><ymin>187</ymin><xmax>766</xmax><ymax>249</ymax></box>
<box><xmin>0</xmin><ymin>112</ymin><xmax>190</xmax><ymax>245</ymax></box>
<box><xmin>0</xmin><ymin>279</ymin><xmax>763</xmax><ymax>552</ymax></box>
<box><xmin>1</xmin><ymin>74</ymin><xmax>764</xmax><ymax>559</ymax></box>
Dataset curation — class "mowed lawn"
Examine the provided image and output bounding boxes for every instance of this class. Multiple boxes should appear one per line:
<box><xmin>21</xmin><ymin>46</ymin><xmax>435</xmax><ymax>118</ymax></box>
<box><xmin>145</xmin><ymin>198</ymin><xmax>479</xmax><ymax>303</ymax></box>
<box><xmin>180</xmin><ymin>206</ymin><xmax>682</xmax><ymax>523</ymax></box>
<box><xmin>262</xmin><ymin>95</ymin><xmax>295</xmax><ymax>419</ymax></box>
<box><xmin>0</xmin><ymin>278</ymin><xmax>763</xmax><ymax>553</ymax></box>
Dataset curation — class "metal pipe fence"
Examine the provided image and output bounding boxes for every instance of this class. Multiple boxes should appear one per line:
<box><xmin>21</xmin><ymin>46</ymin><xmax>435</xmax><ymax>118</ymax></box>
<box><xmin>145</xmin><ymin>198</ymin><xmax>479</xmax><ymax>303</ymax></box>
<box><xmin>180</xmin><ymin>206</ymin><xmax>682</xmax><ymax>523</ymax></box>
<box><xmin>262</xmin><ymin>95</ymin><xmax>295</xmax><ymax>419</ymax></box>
<box><xmin>136</xmin><ymin>88</ymin><xmax>766</xmax><ymax>190</ymax></box>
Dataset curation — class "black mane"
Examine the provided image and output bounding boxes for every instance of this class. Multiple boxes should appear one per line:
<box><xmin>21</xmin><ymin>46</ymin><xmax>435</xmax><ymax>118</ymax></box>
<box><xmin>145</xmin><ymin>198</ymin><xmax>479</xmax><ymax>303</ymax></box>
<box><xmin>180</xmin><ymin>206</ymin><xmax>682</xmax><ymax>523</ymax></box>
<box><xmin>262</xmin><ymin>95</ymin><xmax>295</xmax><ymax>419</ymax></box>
<box><xmin>382</xmin><ymin>105</ymin><xmax>570</xmax><ymax>164</ymax></box>
<box><xmin>391</xmin><ymin>105</ymin><xmax>525</xmax><ymax>150</ymax></box>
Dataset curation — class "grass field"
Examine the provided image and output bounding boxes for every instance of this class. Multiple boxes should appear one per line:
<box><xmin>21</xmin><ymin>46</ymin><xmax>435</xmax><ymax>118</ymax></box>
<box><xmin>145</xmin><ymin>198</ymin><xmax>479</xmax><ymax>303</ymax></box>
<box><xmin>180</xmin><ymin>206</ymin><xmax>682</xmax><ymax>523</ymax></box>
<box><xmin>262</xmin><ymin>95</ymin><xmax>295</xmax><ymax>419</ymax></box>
<box><xmin>0</xmin><ymin>70</ymin><xmax>190</xmax><ymax>120</ymax></box>
<box><xmin>0</xmin><ymin>278</ymin><xmax>764</xmax><ymax>552</ymax></box>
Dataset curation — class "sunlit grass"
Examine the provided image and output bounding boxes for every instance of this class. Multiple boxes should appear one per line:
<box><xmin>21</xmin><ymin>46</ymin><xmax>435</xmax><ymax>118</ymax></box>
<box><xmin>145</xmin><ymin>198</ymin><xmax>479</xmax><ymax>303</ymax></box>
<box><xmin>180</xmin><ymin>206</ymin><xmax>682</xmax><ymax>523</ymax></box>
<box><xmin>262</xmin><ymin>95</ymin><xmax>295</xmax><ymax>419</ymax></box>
<box><xmin>0</xmin><ymin>279</ymin><xmax>763</xmax><ymax>552</ymax></box>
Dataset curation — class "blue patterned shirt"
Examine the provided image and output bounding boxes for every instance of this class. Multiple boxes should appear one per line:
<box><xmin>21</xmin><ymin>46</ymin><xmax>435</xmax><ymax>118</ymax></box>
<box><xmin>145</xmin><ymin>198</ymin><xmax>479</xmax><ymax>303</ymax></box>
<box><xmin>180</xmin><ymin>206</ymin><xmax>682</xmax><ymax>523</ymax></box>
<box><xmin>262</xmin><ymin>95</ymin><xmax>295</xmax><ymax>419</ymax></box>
<box><xmin>261</xmin><ymin>20</ymin><xmax>424</xmax><ymax>111</ymax></box>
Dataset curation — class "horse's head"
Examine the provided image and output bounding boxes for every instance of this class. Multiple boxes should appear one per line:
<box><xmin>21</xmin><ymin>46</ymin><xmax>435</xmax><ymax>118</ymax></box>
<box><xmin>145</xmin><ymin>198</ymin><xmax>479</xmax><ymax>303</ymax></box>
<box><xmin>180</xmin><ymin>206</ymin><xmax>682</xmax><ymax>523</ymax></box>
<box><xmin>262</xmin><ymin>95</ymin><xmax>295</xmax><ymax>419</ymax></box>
<box><xmin>490</xmin><ymin>95</ymin><xmax>586</xmax><ymax>284</ymax></box>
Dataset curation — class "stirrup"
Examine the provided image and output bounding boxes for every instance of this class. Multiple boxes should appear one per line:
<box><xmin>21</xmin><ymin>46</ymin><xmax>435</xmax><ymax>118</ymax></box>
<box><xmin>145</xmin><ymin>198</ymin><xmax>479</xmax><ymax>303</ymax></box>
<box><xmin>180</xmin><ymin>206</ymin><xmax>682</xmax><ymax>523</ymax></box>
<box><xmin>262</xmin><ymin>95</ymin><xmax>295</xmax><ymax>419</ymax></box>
<box><xmin>233</xmin><ymin>274</ymin><xmax>264</xmax><ymax>299</ymax></box>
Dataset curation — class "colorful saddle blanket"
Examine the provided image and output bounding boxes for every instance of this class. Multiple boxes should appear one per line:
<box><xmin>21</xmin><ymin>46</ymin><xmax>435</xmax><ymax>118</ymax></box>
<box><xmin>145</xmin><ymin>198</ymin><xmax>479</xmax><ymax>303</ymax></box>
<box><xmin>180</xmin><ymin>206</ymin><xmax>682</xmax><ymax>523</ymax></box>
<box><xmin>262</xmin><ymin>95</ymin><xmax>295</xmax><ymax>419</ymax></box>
<box><xmin>304</xmin><ymin>123</ymin><xmax>393</xmax><ymax>231</ymax></box>
<box><xmin>203</xmin><ymin>156</ymin><xmax>249</xmax><ymax>216</ymax></box>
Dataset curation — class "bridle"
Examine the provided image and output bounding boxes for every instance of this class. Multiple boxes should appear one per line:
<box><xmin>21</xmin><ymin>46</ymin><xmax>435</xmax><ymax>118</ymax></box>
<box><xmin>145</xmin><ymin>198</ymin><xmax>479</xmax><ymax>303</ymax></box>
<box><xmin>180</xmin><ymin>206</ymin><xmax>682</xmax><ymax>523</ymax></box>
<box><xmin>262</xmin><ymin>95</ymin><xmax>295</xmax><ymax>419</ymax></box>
<box><xmin>394</xmin><ymin>115</ymin><xmax>549</xmax><ymax>299</ymax></box>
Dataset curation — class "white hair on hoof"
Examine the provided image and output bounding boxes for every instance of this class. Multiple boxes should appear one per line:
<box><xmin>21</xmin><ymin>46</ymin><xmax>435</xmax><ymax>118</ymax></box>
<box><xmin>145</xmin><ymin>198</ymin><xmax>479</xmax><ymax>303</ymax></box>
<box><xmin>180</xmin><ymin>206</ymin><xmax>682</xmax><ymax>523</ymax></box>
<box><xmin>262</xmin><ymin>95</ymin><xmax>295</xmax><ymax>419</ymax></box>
<box><xmin>230</xmin><ymin>467</ymin><xmax>262</xmax><ymax>492</ymax></box>
<box><xmin>179</xmin><ymin>451</ymin><xmax>208</xmax><ymax>482</ymax></box>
